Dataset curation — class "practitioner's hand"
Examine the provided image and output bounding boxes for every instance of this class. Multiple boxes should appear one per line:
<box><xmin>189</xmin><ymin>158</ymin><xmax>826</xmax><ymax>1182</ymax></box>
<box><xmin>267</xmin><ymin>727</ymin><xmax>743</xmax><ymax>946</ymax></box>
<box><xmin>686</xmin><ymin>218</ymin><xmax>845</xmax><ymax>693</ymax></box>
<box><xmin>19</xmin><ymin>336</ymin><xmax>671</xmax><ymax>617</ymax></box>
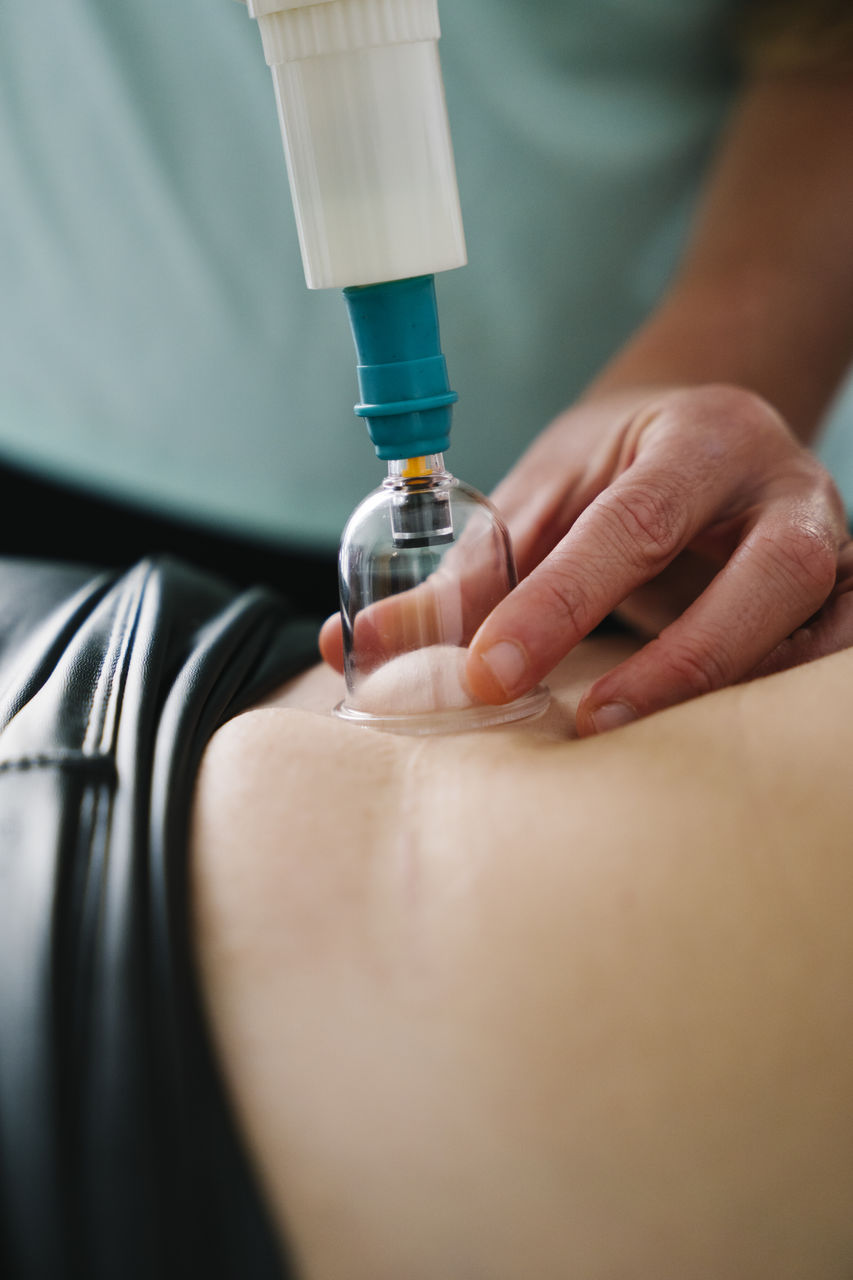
<box><xmin>465</xmin><ymin>384</ymin><xmax>849</xmax><ymax>733</ymax></box>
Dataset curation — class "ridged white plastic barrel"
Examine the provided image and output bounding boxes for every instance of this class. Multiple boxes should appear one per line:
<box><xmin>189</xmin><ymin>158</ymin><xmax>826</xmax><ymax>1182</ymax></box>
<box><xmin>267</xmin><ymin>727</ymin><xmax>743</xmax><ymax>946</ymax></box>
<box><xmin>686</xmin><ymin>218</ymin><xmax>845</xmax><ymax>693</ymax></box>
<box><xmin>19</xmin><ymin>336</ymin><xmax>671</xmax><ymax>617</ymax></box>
<box><xmin>238</xmin><ymin>0</ymin><xmax>468</xmax><ymax>289</ymax></box>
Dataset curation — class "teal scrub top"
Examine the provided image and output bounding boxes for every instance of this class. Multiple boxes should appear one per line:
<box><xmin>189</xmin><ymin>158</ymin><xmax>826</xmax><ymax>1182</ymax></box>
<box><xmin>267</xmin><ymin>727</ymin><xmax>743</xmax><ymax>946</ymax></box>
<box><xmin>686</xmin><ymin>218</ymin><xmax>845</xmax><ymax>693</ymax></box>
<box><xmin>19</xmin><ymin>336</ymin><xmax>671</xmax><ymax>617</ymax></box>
<box><xmin>1</xmin><ymin>0</ymin><xmax>851</xmax><ymax>552</ymax></box>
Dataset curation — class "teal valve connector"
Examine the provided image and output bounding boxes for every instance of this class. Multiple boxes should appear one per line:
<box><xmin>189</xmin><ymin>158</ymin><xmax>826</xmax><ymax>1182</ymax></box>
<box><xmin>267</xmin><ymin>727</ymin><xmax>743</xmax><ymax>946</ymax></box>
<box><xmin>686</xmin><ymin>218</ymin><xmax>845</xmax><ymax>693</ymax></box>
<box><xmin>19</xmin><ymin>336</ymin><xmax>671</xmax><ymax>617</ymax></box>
<box><xmin>343</xmin><ymin>275</ymin><xmax>458</xmax><ymax>461</ymax></box>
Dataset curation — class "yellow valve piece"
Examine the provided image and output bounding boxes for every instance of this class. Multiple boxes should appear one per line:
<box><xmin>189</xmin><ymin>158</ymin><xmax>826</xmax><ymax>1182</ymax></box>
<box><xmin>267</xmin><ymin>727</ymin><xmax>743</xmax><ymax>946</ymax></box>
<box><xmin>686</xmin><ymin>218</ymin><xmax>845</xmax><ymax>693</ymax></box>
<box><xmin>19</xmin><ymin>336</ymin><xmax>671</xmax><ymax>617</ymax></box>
<box><xmin>402</xmin><ymin>456</ymin><xmax>432</xmax><ymax>479</ymax></box>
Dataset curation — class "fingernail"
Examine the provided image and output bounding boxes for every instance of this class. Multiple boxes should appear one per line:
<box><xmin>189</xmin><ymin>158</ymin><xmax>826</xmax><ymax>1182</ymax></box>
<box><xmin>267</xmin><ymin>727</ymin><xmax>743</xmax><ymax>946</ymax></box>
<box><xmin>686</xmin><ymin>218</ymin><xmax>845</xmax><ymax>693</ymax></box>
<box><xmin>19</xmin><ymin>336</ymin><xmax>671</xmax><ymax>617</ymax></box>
<box><xmin>588</xmin><ymin>701</ymin><xmax>636</xmax><ymax>734</ymax></box>
<box><xmin>479</xmin><ymin>640</ymin><xmax>529</xmax><ymax>698</ymax></box>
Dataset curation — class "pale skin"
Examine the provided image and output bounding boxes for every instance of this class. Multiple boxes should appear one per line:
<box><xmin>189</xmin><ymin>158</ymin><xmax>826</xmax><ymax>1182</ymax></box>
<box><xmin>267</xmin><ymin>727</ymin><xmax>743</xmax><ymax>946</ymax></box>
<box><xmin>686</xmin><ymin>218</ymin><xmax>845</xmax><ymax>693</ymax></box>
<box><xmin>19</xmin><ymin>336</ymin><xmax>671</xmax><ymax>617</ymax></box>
<box><xmin>319</xmin><ymin>69</ymin><xmax>853</xmax><ymax>727</ymax></box>
<box><xmin>192</xmin><ymin>637</ymin><xmax>853</xmax><ymax>1280</ymax></box>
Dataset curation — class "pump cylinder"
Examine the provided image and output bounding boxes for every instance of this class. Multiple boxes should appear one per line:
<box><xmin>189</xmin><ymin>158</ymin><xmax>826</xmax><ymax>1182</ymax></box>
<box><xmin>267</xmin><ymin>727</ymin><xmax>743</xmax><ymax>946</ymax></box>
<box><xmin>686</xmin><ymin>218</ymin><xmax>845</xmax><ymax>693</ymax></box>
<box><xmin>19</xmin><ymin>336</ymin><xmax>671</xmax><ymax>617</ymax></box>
<box><xmin>240</xmin><ymin>0</ymin><xmax>467</xmax><ymax>289</ymax></box>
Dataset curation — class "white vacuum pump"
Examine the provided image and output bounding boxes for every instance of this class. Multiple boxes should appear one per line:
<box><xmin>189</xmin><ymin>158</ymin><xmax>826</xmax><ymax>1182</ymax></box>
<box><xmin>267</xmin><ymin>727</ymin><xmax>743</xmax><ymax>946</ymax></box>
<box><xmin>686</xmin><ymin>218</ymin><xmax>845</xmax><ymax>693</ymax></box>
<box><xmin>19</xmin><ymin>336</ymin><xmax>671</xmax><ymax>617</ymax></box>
<box><xmin>237</xmin><ymin>0</ymin><xmax>468</xmax><ymax>289</ymax></box>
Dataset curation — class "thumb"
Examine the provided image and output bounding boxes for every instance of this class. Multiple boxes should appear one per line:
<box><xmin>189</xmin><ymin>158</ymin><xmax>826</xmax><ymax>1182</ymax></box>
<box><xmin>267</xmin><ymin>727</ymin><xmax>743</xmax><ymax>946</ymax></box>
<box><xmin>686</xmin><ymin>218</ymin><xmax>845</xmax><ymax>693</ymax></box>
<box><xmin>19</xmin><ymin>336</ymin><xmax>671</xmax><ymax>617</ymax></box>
<box><xmin>318</xmin><ymin>613</ymin><xmax>345</xmax><ymax>672</ymax></box>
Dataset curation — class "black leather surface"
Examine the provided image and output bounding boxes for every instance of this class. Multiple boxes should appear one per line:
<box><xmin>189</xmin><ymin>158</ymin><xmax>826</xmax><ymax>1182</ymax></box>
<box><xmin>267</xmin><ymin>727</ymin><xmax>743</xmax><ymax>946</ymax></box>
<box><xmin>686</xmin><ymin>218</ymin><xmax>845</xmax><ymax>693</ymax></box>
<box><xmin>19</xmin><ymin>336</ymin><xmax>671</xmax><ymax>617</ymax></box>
<box><xmin>0</xmin><ymin>556</ymin><xmax>319</xmax><ymax>1278</ymax></box>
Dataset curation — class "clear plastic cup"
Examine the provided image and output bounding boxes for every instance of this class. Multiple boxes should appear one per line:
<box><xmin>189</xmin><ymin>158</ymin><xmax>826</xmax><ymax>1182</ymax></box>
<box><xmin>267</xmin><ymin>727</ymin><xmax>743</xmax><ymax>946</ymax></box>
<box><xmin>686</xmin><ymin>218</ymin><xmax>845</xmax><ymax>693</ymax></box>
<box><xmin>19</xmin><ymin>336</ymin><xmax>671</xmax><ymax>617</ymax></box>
<box><xmin>334</xmin><ymin>456</ymin><xmax>550</xmax><ymax>734</ymax></box>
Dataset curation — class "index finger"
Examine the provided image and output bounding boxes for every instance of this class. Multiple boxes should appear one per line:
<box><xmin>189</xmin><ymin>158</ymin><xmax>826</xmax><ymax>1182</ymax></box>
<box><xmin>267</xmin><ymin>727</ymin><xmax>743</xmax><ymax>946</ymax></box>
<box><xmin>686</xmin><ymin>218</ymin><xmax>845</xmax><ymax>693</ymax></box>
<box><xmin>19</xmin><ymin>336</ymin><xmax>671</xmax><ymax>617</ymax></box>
<box><xmin>465</xmin><ymin>454</ymin><xmax>747</xmax><ymax>703</ymax></box>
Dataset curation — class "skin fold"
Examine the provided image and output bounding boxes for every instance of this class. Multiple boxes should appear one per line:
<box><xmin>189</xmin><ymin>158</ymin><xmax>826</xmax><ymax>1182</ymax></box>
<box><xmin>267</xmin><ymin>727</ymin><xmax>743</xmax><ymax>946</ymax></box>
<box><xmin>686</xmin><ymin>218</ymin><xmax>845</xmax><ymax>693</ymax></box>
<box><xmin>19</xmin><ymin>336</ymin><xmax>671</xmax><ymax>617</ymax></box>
<box><xmin>191</xmin><ymin>635</ymin><xmax>853</xmax><ymax>1280</ymax></box>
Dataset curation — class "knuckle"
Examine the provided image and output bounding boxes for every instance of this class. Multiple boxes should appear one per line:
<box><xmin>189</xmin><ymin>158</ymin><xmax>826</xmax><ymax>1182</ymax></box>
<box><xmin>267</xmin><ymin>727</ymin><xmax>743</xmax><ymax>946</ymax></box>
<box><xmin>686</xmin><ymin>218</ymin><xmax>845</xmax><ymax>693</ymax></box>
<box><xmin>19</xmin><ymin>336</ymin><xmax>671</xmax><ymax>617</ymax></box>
<box><xmin>599</xmin><ymin>482</ymin><xmax>684</xmax><ymax>569</ymax></box>
<box><xmin>667</xmin><ymin>383</ymin><xmax>780</xmax><ymax>435</ymax></box>
<box><xmin>712</xmin><ymin>384</ymin><xmax>778</xmax><ymax>429</ymax></box>
<box><xmin>759</xmin><ymin>521</ymin><xmax>838</xmax><ymax>602</ymax></box>
<box><xmin>659</xmin><ymin>385</ymin><xmax>790</xmax><ymax>466</ymax></box>
<box><xmin>659</xmin><ymin>634</ymin><xmax>730</xmax><ymax>697</ymax></box>
<box><xmin>533</xmin><ymin>566</ymin><xmax>593</xmax><ymax>636</ymax></box>
<box><xmin>803</xmin><ymin>462</ymin><xmax>846</xmax><ymax>523</ymax></box>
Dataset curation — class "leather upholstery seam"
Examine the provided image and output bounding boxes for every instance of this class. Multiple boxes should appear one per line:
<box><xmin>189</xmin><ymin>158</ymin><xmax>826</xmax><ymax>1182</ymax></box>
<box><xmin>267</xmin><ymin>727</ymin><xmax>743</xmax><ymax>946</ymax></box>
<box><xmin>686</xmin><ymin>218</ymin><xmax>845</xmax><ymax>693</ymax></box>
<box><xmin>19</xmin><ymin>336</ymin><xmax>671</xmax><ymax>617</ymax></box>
<box><xmin>0</xmin><ymin>751</ymin><xmax>118</xmax><ymax>782</ymax></box>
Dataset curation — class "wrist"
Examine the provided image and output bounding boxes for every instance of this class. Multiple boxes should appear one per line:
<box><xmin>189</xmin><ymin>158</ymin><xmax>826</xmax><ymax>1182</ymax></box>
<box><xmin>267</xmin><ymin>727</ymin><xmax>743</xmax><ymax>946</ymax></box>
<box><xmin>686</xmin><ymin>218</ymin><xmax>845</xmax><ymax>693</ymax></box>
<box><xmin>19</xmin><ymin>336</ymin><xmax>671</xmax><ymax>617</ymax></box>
<box><xmin>587</xmin><ymin>266</ymin><xmax>849</xmax><ymax>446</ymax></box>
